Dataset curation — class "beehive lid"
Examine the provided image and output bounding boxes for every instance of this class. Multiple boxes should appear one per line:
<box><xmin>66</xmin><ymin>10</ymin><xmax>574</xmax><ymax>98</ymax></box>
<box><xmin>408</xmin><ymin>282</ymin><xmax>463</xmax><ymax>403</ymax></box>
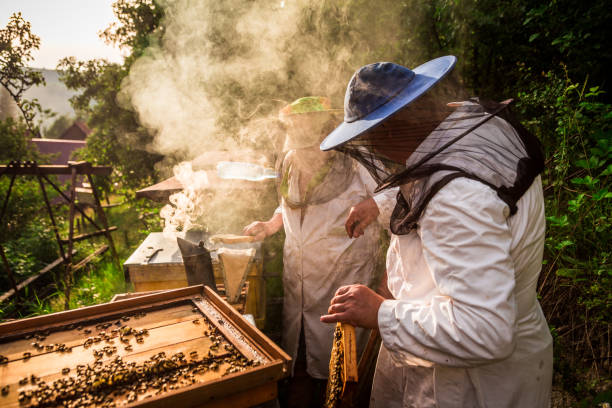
<box><xmin>124</xmin><ymin>232</ymin><xmax>208</xmax><ymax>267</ymax></box>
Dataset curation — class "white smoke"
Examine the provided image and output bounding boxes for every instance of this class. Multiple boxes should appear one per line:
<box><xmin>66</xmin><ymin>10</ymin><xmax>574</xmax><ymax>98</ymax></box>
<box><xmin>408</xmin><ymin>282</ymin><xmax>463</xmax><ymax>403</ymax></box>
<box><xmin>120</xmin><ymin>0</ymin><xmax>407</xmax><ymax>234</ymax></box>
<box><xmin>160</xmin><ymin>162</ymin><xmax>210</xmax><ymax>237</ymax></box>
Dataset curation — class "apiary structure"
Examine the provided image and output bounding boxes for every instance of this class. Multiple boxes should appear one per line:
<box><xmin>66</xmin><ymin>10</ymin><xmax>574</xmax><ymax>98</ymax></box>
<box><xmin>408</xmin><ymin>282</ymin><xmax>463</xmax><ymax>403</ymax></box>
<box><xmin>123</xmin><ymin>232</ymin><xmax>266</xmax><ymax>328</ymax></box>
<box><xmin>0</xmin><ymin>285</ymin><xmax>290</xmax><ymax>407</ymax></box>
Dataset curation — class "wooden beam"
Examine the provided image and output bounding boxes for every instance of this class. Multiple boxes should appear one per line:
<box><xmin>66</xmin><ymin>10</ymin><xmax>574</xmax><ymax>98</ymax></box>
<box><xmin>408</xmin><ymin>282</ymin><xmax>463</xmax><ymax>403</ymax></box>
<box><xmin>59</xmin><ymin>227</ymin><xmax>117</xmax><ymax>244</ymax></box>
<box><xmin>71</xmin><ymin>245</ymin><xmax>109</xmax><ymax>273</ymax></box>
<box><xmin>86</xmin><ymin>173</ymin><xmax>121</xmax><ymax>271</ymax></box>
<box><xmin>0</xmin><ymin>164</ymin><xmax>112</xmax><ymax>176</ymax></box>
<box><xmin>0</xmin><ymin>245</ymin><xmax>19</xmax><ymax>297</ymax></box>
<box><xmin>0</xmin><ymin>250</ymin><xmax>77</xmax><ymax>304</ymax></box>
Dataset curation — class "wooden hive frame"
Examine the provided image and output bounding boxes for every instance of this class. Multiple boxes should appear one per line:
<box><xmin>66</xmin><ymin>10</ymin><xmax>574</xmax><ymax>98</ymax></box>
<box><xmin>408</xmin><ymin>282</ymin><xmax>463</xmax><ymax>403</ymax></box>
<box><xmin>325</xmin><ymin>325</ymin><xmax>382</xmax><ymax>408</ymax></box>
<box><xmin>0</xmin><ymin>285</ymin><xmax>290</xmax><ymax>408</ymax></box>
<box><xmin>110</xmin><ymin>282</ymin><xmax>249</xmax><ymax>314</ymax></box>
<box><xmin>325</xmin><ymin>323</ymin><xmax>358</xmax><ymax>408</ymax></box>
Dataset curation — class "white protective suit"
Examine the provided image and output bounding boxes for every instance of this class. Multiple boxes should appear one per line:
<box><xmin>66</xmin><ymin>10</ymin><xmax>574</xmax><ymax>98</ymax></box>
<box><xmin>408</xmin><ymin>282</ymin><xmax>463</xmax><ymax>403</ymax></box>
<box><xmin>280</xmin><ymin>154</ymin><xmax>396</xmax><ymax>379</ymax></box>
<box><xmin>370</xmin><ymin>171</ymin><xmax>553</xmax><ymax>407</ymax></box>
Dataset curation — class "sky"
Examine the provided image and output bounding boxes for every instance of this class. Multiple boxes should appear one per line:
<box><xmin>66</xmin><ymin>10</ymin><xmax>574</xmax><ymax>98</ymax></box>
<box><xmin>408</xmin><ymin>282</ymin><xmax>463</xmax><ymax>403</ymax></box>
<box><xmin>0</xmin><ymin>0</ymin><xmax>124</xmax><ymax>69</ymax></box>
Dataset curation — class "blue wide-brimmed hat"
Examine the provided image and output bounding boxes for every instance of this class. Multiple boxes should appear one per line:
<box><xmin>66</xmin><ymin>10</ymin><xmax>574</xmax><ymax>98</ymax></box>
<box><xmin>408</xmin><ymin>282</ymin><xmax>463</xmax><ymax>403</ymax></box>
<box><xmin>320</xmin><ymin>56</ymin><xmax>456</xmax><ymax>151</ymax></box>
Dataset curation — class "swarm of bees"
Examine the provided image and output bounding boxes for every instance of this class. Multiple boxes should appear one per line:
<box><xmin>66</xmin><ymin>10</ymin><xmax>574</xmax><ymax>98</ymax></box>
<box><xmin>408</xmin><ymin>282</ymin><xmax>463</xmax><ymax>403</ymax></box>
<box><xmin>325</xmin><ymin>323</ymin><xmax>346</xmax><ymax>408</ymax></box>
<box><xmin>3</xmin><ymin>309</ymin><xmax>259</xmax><ymax>407</ymax></box>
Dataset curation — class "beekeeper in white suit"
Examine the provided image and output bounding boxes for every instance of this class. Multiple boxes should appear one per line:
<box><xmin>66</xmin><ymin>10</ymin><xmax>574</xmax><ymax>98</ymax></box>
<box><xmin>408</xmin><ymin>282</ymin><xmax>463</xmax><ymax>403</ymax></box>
<box><xmin>320</xmin><ymin>57</ymin><xmax>553</xmax><ymax>407</ymax></box>
<box><xmin>243</xmin><ymin>96</ymin><xmax>396</xmax><ymax>407</ymax></box>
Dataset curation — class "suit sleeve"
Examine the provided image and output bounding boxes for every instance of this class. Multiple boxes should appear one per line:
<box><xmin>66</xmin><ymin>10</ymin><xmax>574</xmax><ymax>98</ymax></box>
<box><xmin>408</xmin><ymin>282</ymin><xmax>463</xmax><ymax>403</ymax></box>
<box><xmin>377</xmin><ymin>178</ymin><xmax>517</xmax><ymax>367</ymax></box>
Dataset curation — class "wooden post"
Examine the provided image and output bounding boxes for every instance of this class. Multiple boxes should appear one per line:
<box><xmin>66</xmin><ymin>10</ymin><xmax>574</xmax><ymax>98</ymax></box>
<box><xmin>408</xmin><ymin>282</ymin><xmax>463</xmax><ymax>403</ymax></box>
<box><xmin>0</xmin><ymin>245</ymin><xmax>19</xmax><ymax>300</ymax></box>
<box><xmin>40</xmin><ymin>175</ymin><xmax>102</xmax><ymax>230</ymax></box>
<box><xmin>36</xmin><ymin>175</ymin><xmax>67</xmax><ymax>263</ymax></box>
<box><xmin>64</xmin><ymin>164</ymin><xmax>78</xmax><ymax>310</ymax></box>
<box><xmin>86</xmin><ymin>172</ymin><xmax>120</xmax><ymax>272</ymax></box>
<box><xmin>0</xmin><ymin>161</ymin><xmax>119</xmax><ymax>308</ymax></box>
<box><xmin>0</xmin><ymin>173</ymin><xmax>16</xmax><ymax>224</ymax></box>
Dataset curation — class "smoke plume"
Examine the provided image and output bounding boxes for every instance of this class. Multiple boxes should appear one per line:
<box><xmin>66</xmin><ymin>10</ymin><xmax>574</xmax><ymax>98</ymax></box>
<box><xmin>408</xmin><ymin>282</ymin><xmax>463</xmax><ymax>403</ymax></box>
<box><xmin>120</xmin><ymin>0</ymin><xmax>410</xmax><ymax>234</ymax></box>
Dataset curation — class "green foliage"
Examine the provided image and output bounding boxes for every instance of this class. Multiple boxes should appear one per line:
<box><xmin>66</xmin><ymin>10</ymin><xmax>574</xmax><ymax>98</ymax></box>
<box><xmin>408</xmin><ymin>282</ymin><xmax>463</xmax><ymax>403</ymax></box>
<box><xmin>100</xmin><ymin>0</ymin><xmax>165</xmax><ymax>59</ymax></box>
<box><xmin>518</xmin><ymin>69</ymin><xmax>612</xmax><ymax>401</ymax></box>
<box><xmin>56</xmin><ymin>1</ymin><xmax>165</xmax><ymax>191</ymax></box>
<box><xmin>58</xmin><ymin>58</ymin><xmax>162</xmax><ymax>191</ymax></box>
<box><xmin>0</xmin><ymin>0</ymin><xmax>610</xmax><ymax>403</ymax></box>
<box><xmin>541</xmin><ymin>76</ymin><xmax>611</xmax><ymax>317</ymax></box>
<box><xmin>0</xmin><ymin>12</ymin><xmax>48</xmax><ymax>134</ymax></box>
<box><xmin>48</xmin><ymin>261</ymin><xmax>126</xmax><ymax>311</ymax></box>
<box><xmin>0</xmin><ymin>117</ymin><xmax>39</xmax><ymax>161</ymax></box>
<box><xmin>412</xmin><ymin>0</ymin><xmax>612</xmax><ymax>101</ymax></box>
<box><xmin>0</xmin><ymin>117</ymin><xmax>59</xmax><ymax>290</ymax></box>
<box><xmin>522</xmin><ymin>0</ymin><xmax>612</xmax><ymax>95</ymax></box>
<box><xmin>0</xmin><ymin>259</ymin><xmax>126</xmax><ymax>319</ymax></box>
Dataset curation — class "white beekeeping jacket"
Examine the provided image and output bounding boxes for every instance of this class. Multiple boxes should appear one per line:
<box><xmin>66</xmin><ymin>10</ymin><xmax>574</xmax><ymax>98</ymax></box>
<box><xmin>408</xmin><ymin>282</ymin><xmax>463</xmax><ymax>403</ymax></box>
<box><xmin>371</xmin><ymin>175</ymin><xmax>553</xmax><ymax>408</ymax></box>
<box><xmin>280</xmin><ymin>159</ymin><xmax>396</xmax><ymax>379</ymax></box>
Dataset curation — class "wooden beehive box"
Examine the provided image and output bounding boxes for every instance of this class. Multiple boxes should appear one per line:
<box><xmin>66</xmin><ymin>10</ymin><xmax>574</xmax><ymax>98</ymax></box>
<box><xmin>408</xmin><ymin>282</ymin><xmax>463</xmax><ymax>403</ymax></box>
<box><xmin>123</xmin><ymin>233</ymin><xmax>266</xmax><ymax>328</ymax></box>
<box><xmin>0</xmin><ymin>285</ymin><xmax>290</xmax><ymax>407</ymax></box>
<box><xmin>111</xmin><ymin>283</ymin><xmax>249</xmax><ymax>314</ymax></box>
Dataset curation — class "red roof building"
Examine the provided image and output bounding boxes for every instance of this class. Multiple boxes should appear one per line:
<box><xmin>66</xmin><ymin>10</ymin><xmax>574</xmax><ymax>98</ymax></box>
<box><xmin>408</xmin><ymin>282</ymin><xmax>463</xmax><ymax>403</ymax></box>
<box><xmin>59</xmin><ymin>121</ymin><xmax>91</xmax><ymax>140</ymax></box>
<box><xmin>30</xmin><ymin>138</ymin><xmax>87</xmax><ymax>184</ymax></box>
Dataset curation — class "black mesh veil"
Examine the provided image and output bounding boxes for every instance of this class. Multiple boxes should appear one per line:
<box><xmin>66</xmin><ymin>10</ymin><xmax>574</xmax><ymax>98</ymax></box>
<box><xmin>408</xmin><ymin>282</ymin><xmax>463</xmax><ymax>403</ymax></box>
<box><xmin>335</xmin><ymin>98</ymin><xmax>544</xmax><ymax>234</ymax></box>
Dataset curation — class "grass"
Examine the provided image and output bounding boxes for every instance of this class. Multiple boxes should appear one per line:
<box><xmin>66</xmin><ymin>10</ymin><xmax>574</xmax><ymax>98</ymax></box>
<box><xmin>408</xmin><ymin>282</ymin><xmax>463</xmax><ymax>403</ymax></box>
<box><xmin>0</xmin><ymin>195</ymin><xmax>158</xmax><ymax>320</ymax></box>
<box><xmin>47</xmin><ymin>260</ymin><xmax>128</xmax><ymax>311</ymax></box>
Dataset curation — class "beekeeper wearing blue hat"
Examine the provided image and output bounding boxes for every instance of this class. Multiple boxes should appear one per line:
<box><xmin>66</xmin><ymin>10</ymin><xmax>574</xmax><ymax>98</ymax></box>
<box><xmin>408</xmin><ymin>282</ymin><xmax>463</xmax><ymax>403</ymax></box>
<box><xmin>320</xmin><ymin>56</ymin><xmax>553</xmax><ymax>407</ymax></box>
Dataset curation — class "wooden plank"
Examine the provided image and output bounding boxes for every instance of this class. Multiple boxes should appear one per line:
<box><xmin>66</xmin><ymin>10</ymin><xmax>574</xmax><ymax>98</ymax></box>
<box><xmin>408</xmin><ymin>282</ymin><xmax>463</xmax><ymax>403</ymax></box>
<box><xmin>111</xmin><ymin>290</ymin><xmax>165</xmax><ymax>302</ymax></box>
<box><xmin>0</xmin><ymin>164</ymin><xmax>112</xmax><ymax>176</ymax></box>
<box><xmin>0</xmin><ymin>332</ymin><xmax>249</xmax><ymax>407</ymax></box>
<box><xmin>0</xmin><ymin>245</ymin><xmax>19</xmax><ymax>297</ymax></box>
<box><xmin>0</xmin><ymin>287</ymin><xmax>204</xmax><ymax>338</ymax></box>
<box><xmin>114</xmin><ymin>286</ymin><xmax>247</xmax><ymax>315</ymax></box>
<box><xmin>0</xmin><ymin>250</ymin><xmax>77</xmax><ymax>304</ymax></box>
<box><xmin>0</xmin><ymin>317</ymin><xmax>233</xmax><ymax>384</ymax></box>
<box><xmin>134</xmin><ymin>281</ymin><xmax>188</xmax><ymax>292</ymax></box>
<box><xmin>201</xmin><ymin>381</ymin><xmax>276</xmax><ymax>408</ymax></box>
<box><xmin>341</xmin><ymin>323</ymin><xmax>358</xmax><ymax>383</ymax></box>
<box><xmin>130</xmin><ymin>268</ymin><xmax>187</xmax><ymax>283</ymax></box>
<box><xmin>72</xmin><ymin>245</ymin><xmax>109</xmax><ymax>272</ymax></box>
<box><xmin>128</xmin><ymin>362</ymin><xmax>285</xmax><ymax>408</ymax></box>
<box><xmin>202</xmin><ymin>287</ymin><xmax>290</xmax><ymax>367</ymax></box>
<box><xmin>0</xmin><ymin>304</ymin><xmax>196</xmax><ymax>361</ymax></box>
<box><xmin>59</xmin><ymin>227</ymin><xmax>117</xmax><ymax>244</ymax></box>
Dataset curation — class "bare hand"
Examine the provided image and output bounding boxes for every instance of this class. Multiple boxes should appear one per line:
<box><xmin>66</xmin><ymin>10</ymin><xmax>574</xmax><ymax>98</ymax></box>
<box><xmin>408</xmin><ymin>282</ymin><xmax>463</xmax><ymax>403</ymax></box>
<box><xmin>320</xmin><ymin>284</ymin><xmax>384</xmax><ymax>329</ymax></box>
<box><xmin>243</xmin><ymin>213</ymin><xmax>283</xmax><ymax>241</ymax></box>
<box><xmin>345</xmin><ymin>197</ymin><xmax>380</xmax><ymax>238</ymax></box>
<box><xmin>242</xmin><ymin>221</ymin><xmax>270</xmax><ymax>241</ymax></box>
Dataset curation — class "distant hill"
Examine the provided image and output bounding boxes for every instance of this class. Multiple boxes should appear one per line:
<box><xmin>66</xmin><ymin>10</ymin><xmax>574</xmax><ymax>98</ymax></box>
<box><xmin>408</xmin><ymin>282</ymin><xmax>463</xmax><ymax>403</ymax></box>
<box><xmin>24</xmin><ymin>69</ymin><xmax>77</xmax><ymax>128</ymax></box>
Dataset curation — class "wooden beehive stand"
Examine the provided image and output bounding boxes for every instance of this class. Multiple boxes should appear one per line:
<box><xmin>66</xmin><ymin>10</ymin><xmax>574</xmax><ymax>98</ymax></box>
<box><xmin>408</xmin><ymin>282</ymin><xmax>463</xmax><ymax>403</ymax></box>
<box><xmin>0</xmin><ymin>285</ymin><xmax>290</xmax><ymax>407</ymax></box>
<box><xmin>0</xmin><ymin>160</ymin><xmax>120</xmax><ymax>307</ymax></box>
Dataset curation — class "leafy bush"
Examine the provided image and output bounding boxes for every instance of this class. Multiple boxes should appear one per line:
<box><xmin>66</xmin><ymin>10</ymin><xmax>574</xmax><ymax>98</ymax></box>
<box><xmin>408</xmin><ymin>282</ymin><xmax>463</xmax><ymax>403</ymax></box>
<box><xmin>518</xmin><ymin>69</ymin><xmax>611</xmax><ymax>403</ymax></box>
<box><xmin>0</xmin><ymin>117</ymin><xmax>61</xmax><ymax>290</ymax></box>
